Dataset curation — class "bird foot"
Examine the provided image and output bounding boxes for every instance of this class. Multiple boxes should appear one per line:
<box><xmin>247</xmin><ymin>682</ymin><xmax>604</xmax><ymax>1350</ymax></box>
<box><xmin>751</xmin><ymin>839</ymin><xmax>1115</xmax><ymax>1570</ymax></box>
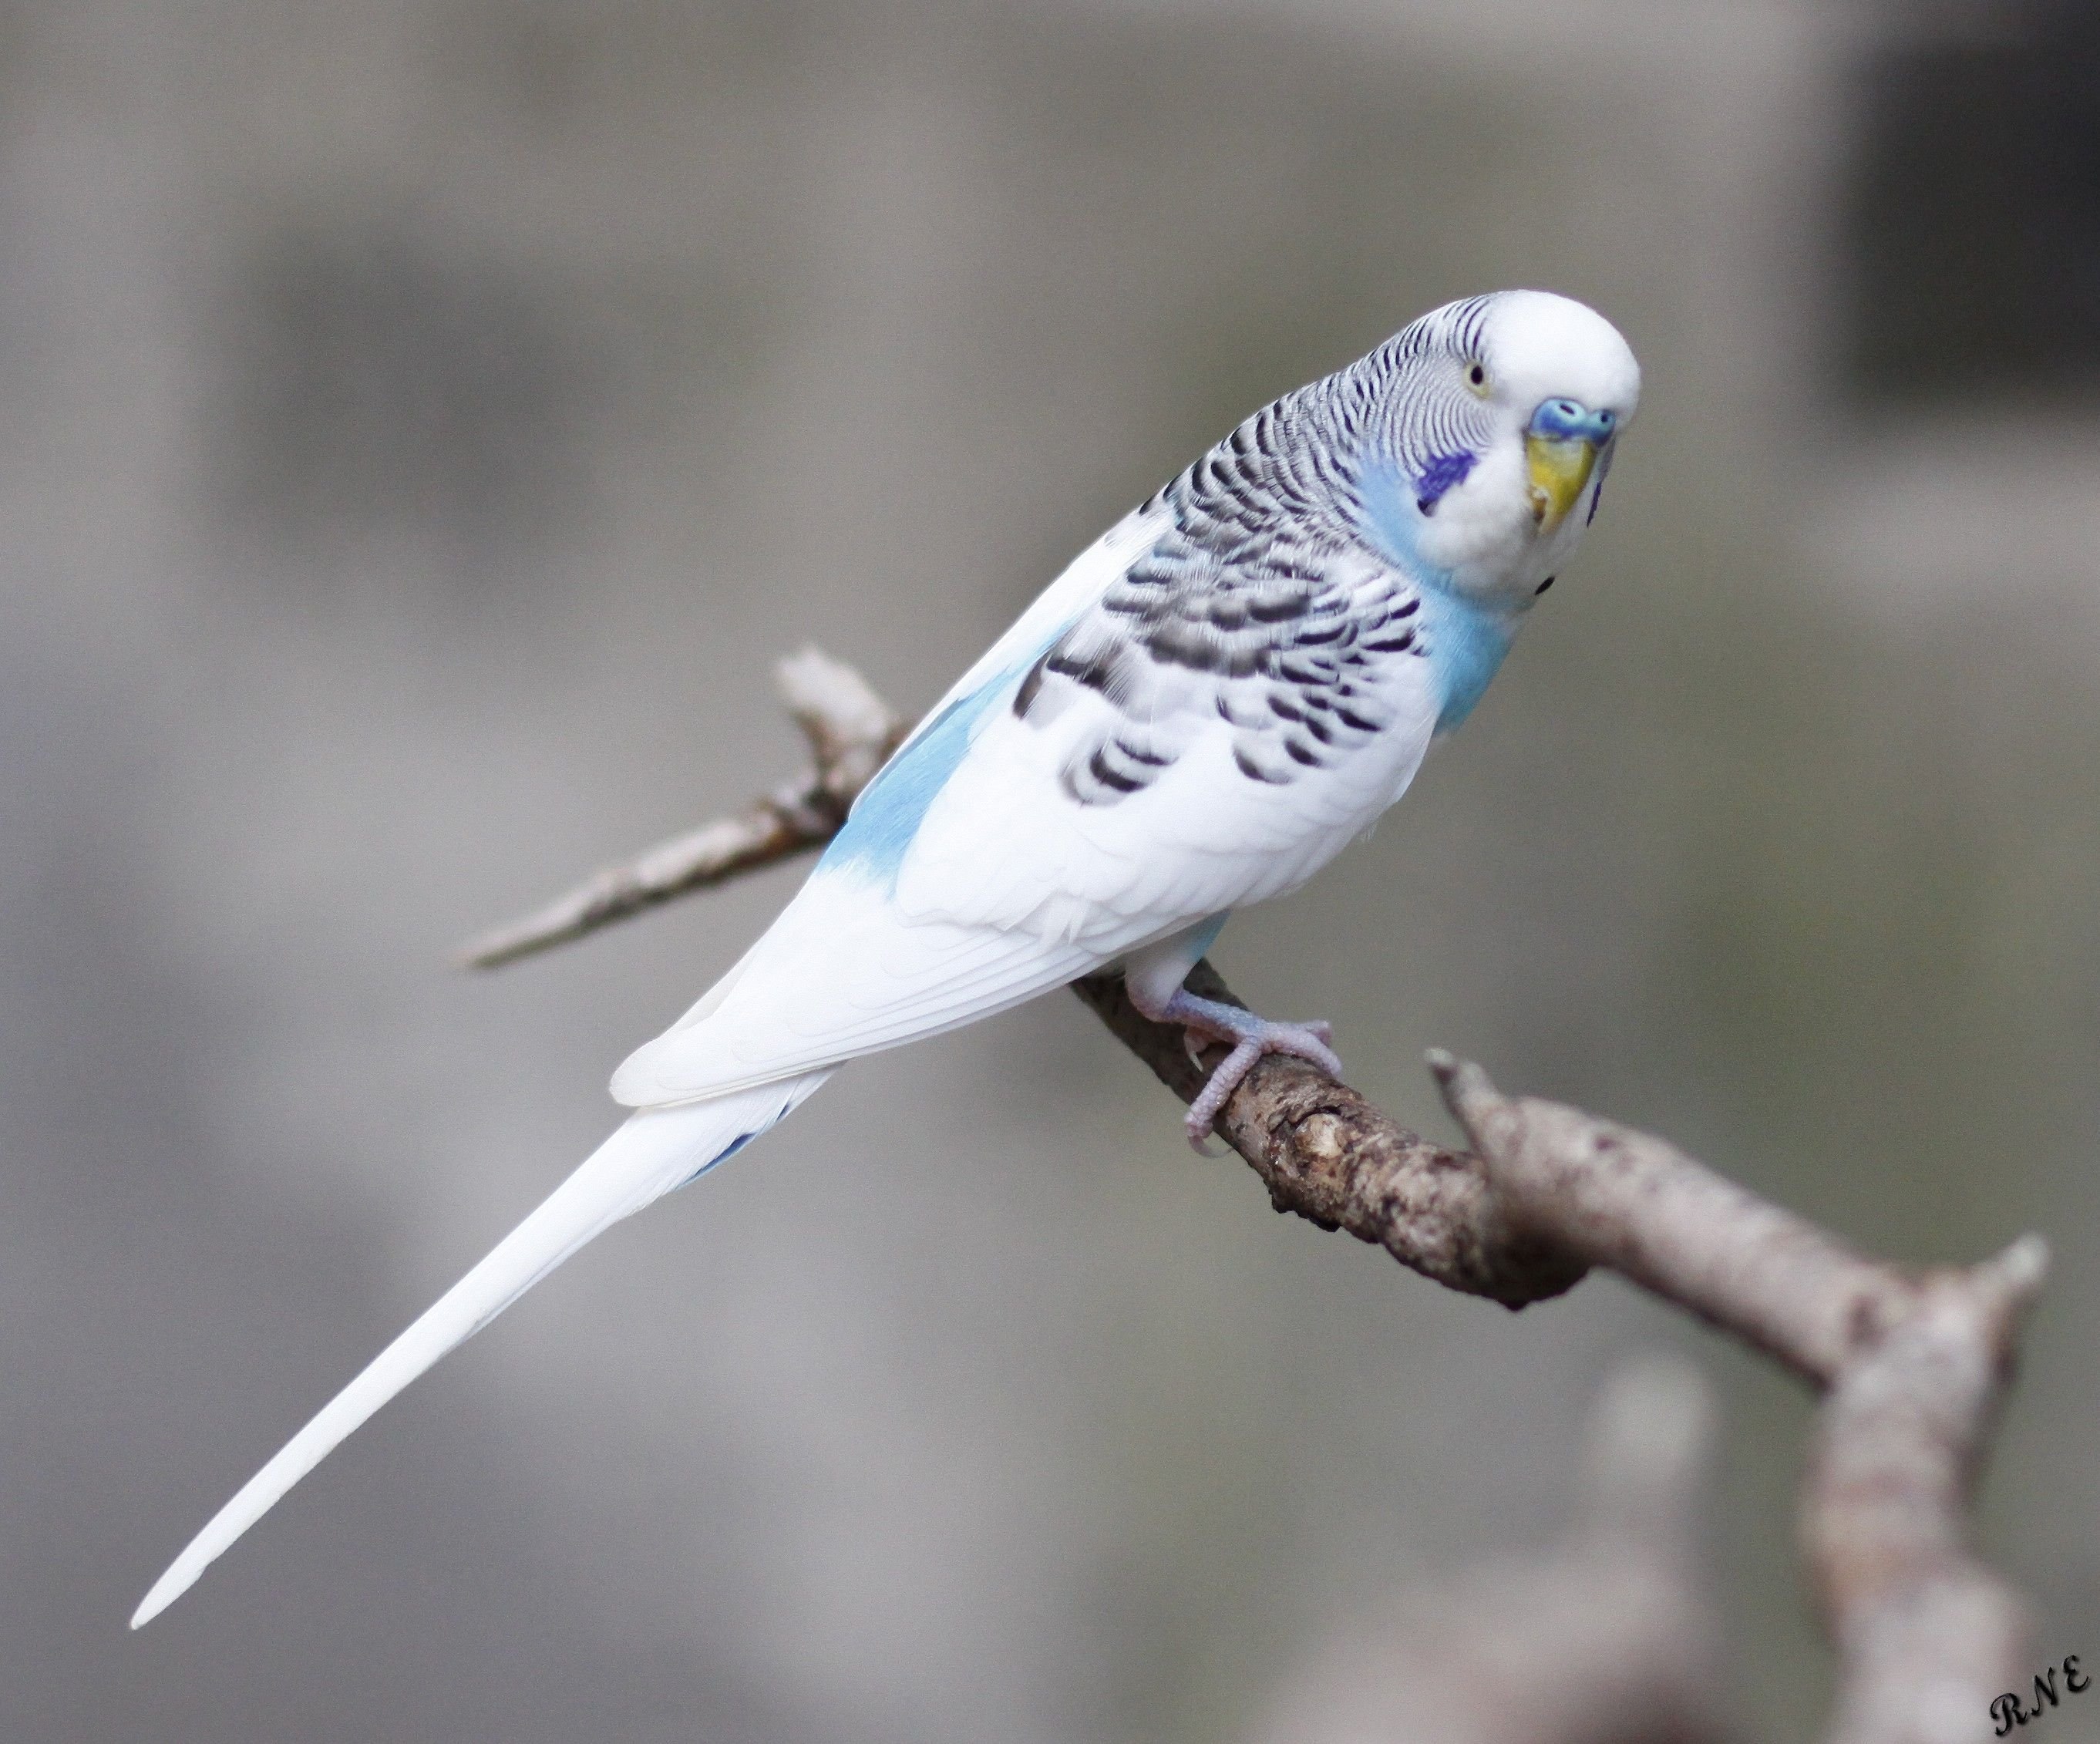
<box><xmin>1146</xmin><ymin>989</ymin><xmax>1342</xmax><ymax>1153</ymax></box>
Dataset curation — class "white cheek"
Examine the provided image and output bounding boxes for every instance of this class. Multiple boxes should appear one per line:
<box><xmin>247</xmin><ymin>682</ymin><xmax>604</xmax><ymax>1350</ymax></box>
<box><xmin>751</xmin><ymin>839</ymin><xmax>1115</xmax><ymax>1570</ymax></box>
<box><xmin>1417</xmin><ymin>442</ymin><xmax>1532</xmax><ymax>584</ymax></box>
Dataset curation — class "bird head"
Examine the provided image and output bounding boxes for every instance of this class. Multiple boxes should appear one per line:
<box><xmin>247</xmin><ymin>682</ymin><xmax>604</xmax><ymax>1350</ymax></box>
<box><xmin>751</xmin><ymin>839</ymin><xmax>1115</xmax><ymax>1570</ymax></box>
<box><xmin>1368</xmin><ymin>290</ymin><xmax>1641</xmax><ymax>604</ymax></box>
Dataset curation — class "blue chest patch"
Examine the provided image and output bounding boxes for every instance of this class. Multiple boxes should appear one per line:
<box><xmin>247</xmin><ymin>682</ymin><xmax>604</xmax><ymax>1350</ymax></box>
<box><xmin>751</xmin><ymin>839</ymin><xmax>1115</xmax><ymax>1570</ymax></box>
<box><xmin>1353</xmin><ymin>460</ymin><xmax>1516</xmax><ymax>733</ymax></box>
<box><xmin>1416</xmin><ymin>585</ymin><xmax>1514</xmax><ymax>732</ymax></box>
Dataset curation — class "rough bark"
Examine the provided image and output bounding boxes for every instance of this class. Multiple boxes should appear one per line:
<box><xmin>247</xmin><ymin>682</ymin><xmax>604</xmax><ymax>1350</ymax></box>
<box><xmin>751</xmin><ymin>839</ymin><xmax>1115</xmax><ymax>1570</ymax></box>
<box><xmin>459</xmin><ymin>649</ymin><xmax>2048</xmax><ymax>1743</ymax></box>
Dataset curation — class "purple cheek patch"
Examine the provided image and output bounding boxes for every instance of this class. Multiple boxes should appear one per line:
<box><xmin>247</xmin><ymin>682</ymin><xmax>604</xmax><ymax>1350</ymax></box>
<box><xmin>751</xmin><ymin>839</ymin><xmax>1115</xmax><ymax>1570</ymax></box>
<box><xmin>1413</xmin><ymin>449</ymin><xmax>1477</xmax><ymax>515</ymax></box>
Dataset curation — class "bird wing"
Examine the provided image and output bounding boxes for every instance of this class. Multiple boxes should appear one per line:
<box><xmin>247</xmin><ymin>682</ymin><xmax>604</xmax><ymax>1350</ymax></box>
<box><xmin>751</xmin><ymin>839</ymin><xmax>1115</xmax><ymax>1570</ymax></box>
<box><xmin>612</xmin><ymin>436</ymin><xmax>1440</xmax><ymax>1109</ymax></box>
<box><xmin>889</xmin><ymin>407</ymin><xmax>1443</xmax><ymax>937</ymax></box>
<box><xmin>607</xmin><ymin>872</ymin><xmax>1140</xmax><ymax>1106</ymax></box>
<box><xmin>887</xmin><ymin>499</ymin><xmax>1175</xmax><ymax>762</ymax></box>
<box><xmin>892</xmin><ymin>537</ymin><xmax>1436</xmax><ymax>938</ymax></box>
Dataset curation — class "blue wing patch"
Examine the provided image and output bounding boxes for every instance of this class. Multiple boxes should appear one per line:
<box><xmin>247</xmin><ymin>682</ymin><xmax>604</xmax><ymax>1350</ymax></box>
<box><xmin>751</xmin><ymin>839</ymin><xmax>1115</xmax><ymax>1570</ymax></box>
<box><xmin>819</xmin><ymin>682</ymin><xmax>1005</xmax><ymax>885</ymax></box>
<box><xmin>819</xmin><ymin>626</ymin><xmax>1069</xmax><ymax>887</ymax></box>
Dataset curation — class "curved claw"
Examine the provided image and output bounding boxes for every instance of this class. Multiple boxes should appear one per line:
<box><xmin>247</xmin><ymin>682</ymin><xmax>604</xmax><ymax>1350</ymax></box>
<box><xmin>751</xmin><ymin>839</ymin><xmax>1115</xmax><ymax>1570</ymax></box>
<box><xmin>1126</xmin><ymin>981</ymin><xmax>1344</xmax><ymax>1147</ymax></box>
<box><xmin>1173</xmin><ymin>1008</ymin><xmax>1344</xmax><ymax>1147</ymax></box>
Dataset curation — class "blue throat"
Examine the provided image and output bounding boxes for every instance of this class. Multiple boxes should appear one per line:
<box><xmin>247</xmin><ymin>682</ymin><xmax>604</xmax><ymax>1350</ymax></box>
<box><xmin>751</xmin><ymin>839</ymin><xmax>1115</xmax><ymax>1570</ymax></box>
<box><xmin>1356</xmin><ymin>458</ymin><xmax>1518</xmax><ymax>733</ymax></box>
<box><xmin>1415</xmin><ymin>583</ymin><xmax>1515</xmax><ymax>732</ymax></box>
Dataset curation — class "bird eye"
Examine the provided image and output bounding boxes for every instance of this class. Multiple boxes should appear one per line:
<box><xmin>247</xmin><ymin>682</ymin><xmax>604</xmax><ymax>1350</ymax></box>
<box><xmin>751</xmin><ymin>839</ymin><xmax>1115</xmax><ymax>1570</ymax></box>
<box><xmin>1466</xmin><ymin>362</ymin><xmax>1489</xmax><ymax>394</ymax></box>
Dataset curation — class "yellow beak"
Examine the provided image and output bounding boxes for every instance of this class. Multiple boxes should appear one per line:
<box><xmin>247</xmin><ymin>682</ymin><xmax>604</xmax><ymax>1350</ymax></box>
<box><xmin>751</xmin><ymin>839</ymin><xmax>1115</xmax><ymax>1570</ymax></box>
<box><xmin>1525</xmin><ymin>433</ymin><xmax>1600</xmax><ymax>533</ymax></box>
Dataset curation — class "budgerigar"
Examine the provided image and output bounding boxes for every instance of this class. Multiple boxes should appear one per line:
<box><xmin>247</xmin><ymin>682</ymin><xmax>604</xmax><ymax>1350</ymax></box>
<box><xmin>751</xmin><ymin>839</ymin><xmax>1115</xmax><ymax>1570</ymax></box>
<box><xmin>133</xmin><ymin>289</ymin><xmax>1639</xmax><ymax>1627</ymax></box>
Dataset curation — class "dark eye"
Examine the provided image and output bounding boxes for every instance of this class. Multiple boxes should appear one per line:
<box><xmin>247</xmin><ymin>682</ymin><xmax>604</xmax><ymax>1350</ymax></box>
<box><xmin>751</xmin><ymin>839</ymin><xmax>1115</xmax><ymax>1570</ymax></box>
<box><xmin>1467</xmin><ymin>362</ymin><xmax>1486</xmax><ymax>388</ymax></box>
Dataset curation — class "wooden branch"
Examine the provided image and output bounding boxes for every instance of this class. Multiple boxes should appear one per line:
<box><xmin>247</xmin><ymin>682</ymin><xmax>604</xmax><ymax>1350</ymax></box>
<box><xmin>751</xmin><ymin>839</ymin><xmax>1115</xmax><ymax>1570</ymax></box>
<box><xmin>1432</xmin><ymin>1062</ymin><xmax>2045</xmax><ymax>1744</ymax></box>
<box><xmin>454</xmin><ymin>648</ymin><xmax>907</xmax><ymax>969</ymax></box>
<box><xmin>1072</xmin><ymin>965</ymin><xmax>1587</xmax><ymax>1308</ymax></box>
<box><xmin>1803</xmin><ymin>1245</ymin><xmax>2044</xmax><ymax>1744</ymax></box>
<box><xmin>456</xmin><ymin>649</ymin><xmax>2050</xmax><ymax>1742</ymax></box>
<box><xmin>1250</xmin><ymin>1359</ymin><xmax>1728</xmax><ymax>1744</ymax></box>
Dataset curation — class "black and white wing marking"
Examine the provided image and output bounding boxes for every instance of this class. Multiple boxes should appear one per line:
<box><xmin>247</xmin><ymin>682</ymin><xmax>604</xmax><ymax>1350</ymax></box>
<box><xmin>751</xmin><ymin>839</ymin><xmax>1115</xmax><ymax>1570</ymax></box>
<box><xmin>1013</xmin><ymin>395</ymin><xmax>1426</xmax><ymax>801</ymax></box>
<box><xmin>887</xmin><ymin>401</ymin><xmax>1443</xmax><ymax>939</ymax></box>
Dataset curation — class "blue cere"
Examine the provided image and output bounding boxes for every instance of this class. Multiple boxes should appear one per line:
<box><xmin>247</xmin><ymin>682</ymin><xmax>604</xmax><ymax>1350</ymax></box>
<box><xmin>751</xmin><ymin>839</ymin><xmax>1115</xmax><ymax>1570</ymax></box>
<box><xmin>1528</xmin><ymin>397</ymin><xmax>1617</xmax><ymax>446</ymax></box>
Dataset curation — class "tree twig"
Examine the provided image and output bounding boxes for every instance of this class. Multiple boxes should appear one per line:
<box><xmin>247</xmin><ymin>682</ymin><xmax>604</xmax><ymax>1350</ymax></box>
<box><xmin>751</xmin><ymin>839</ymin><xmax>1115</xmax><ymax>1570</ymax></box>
<box><xmin>1432</xmin><ymin>1060</ymin><xmax>2044</xmax><ymax>1744</ymax></box>
<box><xmin>456</xmin><ymin>648</ymin><xmax>2049</xmax><ymax>1742</ymax></box>
<box><xmin>1249</xmin><ymin>1358</ymin><xmax>1729</xmax><ymax>1744</ymax></box>
<box><xmin>454</xmin><ymin>648</ymin><xmax>907</xmax><ymax>969</ymax></box>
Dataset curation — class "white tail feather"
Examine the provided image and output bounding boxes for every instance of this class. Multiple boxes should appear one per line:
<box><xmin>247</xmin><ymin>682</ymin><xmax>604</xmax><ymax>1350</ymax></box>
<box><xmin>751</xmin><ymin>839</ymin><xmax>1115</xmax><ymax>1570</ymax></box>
<box><xmin>131</xmin><ymin>1072</ymin><xmax>831</xmax><ymax>1628</ymax></box>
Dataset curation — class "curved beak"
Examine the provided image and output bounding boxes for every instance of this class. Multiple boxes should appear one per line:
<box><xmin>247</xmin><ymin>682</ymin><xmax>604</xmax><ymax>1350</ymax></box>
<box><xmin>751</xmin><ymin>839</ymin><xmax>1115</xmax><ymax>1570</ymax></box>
<box><xmin>1524</xmin><ymin>398</ymin><xmax>1617</xmax><ymax>533</ymax></box>
<box><xmin>1524</xmin><ymin>433</ymin><xmax>1599</xmax><ymax>533</ymax></box>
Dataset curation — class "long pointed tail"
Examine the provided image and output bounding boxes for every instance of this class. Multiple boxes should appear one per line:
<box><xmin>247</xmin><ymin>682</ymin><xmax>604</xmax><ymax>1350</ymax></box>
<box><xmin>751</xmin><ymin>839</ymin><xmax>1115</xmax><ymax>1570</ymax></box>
<box><xmin>131</xmin><ymin>1071</ymin><xmax>832</xmax><ymax>1628</ymax></box>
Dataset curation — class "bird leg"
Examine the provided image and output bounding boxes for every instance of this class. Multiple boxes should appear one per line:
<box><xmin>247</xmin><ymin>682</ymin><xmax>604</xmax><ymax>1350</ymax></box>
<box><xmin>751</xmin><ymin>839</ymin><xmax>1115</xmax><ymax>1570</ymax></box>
<box><xmin>1128</xmin><ymin>983</ymin><xmax>1343</xmax><ymax>1153</ymax></box>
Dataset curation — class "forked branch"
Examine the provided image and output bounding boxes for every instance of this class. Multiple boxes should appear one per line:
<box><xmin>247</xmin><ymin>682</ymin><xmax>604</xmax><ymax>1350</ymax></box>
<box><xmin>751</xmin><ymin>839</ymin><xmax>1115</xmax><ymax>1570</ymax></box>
<box><xmin>1250</xmin><ymin>1359</ymin><xmax>1728</xmax><ymax>1744</ymax></box>
<box><xmin>459</xmin><ymin>649</ymin><xmax>2048</xmax><ymax>1744</ymax></box>
<box><xmin>455</xmin><ymin>648</ymin><xmax>907</xmax><ymax>970</ymax></box>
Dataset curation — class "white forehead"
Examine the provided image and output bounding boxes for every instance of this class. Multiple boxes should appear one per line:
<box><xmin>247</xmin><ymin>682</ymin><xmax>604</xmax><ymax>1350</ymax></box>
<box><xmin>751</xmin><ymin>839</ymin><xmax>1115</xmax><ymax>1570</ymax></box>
<box><xmin>1481</xmin><ymin>290</ymin><xmax>1641</xmax><ymax>421</ymax></box>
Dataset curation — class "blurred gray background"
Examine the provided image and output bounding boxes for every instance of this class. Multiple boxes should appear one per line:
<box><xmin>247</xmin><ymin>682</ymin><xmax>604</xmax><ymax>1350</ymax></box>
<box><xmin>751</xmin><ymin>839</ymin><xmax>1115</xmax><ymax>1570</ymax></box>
<box><xmin>5</xmin><ymin>1</ymin><xmax>2096</xmax><ymax>1738</ymax></box>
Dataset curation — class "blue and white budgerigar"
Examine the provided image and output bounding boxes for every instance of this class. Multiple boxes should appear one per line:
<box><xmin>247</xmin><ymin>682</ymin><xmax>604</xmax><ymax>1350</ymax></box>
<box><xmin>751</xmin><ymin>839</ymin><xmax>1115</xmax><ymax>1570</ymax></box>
<box><xmin>133</xmin><ymin>288</ymin><xmax>1639</xmax><ymax>1627</ymax></box>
